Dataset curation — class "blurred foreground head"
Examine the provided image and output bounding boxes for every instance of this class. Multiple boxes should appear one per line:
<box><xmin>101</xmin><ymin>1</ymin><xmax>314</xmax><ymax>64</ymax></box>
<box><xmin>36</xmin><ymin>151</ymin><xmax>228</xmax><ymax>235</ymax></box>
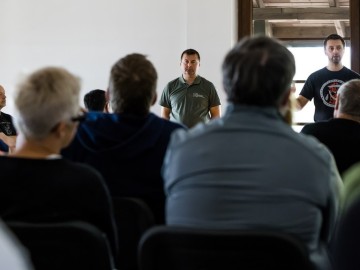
<box><xmin>222</xmin><ymin>35</ymin><xmax>296</xmax><ymax>109</ymax></box>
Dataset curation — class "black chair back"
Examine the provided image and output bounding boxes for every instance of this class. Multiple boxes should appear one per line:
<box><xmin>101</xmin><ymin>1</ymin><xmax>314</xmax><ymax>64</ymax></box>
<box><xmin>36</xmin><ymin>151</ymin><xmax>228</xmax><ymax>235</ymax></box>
<box><xmin>332</xmin><ymin>197</ymin><xmax>360</xmax><ymax>270</ymax></box>
<box><xmin>138</xmin><ymin>225</ymin><xmax>313</xmax><ymax>270</ymax></box>
<box><xmin>7</xmin><ymin>221</ymin><xmax>116</xmax><ymax>270</ymax></box>
<box><xmin>112</xmin><ymin>197</ymin><xmax>155</xmax><ymax>270</ymax></box>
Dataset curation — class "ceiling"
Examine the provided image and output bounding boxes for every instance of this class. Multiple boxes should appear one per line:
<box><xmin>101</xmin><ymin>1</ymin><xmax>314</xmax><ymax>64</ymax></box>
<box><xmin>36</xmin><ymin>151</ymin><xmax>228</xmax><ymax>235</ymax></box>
<box><xmin>252</xmin><ymin>0</ymin><xmax>350</xmax><ymax>46</ymax></box>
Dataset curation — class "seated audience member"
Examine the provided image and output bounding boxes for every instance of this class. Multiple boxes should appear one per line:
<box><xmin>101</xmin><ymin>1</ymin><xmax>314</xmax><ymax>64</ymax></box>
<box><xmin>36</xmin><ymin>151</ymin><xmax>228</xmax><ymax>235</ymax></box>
<box><xmin>331</xmin><ymin>163</ymin><xmax>360</xmax><ymax>270</ymax></box>
<box><xmin>0</xmin><ymin>67</ymin><xmax>118</xmax><ymax>258</ymax></box>
<box><xmin>62</xmin><ymin>53</ymin><xmax>185</xmax><ymax>224</ymax></box>
<box><xmin>162</xmin><ymin>36</ymin><xmax>342</xmax><ymax>270</ymax></box>
<box><xmin>0</xmin><ymin>219</ymin><xmax>33</xmax><ymax>270</ymax></box>
<box><xmin>301</xmin><ymin>79</ymin><xmax>360</xmax><ymax>175</ymax></box>
<box><xmin>83</xmin><ymin>89</ymin><xmax>109</xmax><ymax>112</ymax></box>
<box><xmin>0</xmin><ymin>85</ymin><xmax>17</xmax><ymax>153</ymax></box>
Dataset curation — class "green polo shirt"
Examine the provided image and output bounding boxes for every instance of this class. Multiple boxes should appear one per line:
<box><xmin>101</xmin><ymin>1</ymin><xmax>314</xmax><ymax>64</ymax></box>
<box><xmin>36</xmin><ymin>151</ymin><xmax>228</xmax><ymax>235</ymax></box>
<box><xmin>159</xmin><ymin>75</ymin><xmax>221</xmax><ymax>128</ymax></box>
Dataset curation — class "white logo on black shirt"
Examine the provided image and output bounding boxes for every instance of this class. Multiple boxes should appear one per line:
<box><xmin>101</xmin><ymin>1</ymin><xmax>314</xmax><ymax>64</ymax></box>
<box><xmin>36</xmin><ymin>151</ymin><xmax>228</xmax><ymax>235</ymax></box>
<box><xmin>320</xmin><ymin>79</ymin><xmax>343</xmax><ymax>107</ymax></box>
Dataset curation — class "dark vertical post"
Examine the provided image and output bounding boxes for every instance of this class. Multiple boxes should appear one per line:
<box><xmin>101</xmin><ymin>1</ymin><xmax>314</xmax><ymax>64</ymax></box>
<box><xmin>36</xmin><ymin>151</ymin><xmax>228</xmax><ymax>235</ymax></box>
<box><xmin>350</xmin><ymin>0</ymin><xmax>360</xmax><ymax>73</ymax></box>
<box><xmin>237</xmin><ymin>0</ymin><xmax>253</xmax><ymax>41</ymax></box>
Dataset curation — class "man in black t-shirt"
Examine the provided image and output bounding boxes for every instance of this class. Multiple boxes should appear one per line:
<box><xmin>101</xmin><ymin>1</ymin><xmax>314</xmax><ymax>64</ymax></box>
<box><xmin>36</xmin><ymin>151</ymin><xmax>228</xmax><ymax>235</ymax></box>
<box><xmin>0</xmin><ymin>85</ymin><xmax>17</xmax><ymax>153</ymax></box>
<box><xmin>296</xmin><ymin>34</ymin><xmax>360</xmax><ymax>122</ymax></box>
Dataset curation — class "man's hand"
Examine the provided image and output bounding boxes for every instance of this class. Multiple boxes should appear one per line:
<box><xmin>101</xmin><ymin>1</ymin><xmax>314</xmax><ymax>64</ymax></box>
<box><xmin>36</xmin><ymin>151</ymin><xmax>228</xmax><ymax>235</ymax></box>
<box><xmin>0</xmin><ymin>132</ymin><xmax>17</xmax><ymax>152</ymax></box>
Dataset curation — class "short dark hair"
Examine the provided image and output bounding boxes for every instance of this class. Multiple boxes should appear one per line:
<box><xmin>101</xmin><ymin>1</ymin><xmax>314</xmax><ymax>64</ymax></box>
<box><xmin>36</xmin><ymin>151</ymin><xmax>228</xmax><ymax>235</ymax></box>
<box><xmin>324</xmin><ymin>34</ymin><xmax>345</xmax><ymax>48</ymax></box>
<box><xmin>180</xmin><ymin>49</ymin><xmax>200</xmax><ymax>61</ymax></box>
<box><xmin>108</xmin><ymin>53</ymin><xmax>157</xmax><ymax>115</ymax></box>
<box><xmin>84</xmin><ymin>89</ymin><xmax>107</xmax><ymax>111</ymax></box>
<box><xmin>222</xmin><ymin>35</ymin><xmax>295</xmax><ymax>107</ymax></box>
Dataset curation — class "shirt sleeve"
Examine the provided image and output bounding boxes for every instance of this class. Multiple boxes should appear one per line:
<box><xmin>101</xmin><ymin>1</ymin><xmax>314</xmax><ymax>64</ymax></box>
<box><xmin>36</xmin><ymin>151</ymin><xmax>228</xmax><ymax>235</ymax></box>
<box><xmin>299</xmin><ymin>74</ymin><xmax>315</xmax><ymax>101</ymax></box>
<box><xmin>208</xmin><ymin>82</ymin><xmax>221</xmax><ymax>107</ymax></box>
<box><xmin>159</xmin><ymin>84</ymin><xmax>171</xmax><ymax>108</ymax></box>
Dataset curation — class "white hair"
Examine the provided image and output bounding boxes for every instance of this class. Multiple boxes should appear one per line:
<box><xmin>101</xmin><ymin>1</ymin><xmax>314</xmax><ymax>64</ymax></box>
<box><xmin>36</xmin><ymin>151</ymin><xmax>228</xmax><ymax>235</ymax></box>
<box><xmin>14</xmin><ymin>67</ymin><xmax>81</xmax><ymax>139</ymax></box>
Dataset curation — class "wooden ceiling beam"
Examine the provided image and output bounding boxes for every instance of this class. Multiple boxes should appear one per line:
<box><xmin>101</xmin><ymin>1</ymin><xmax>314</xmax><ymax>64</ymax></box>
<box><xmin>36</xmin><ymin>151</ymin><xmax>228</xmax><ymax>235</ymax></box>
<box><xmin>265</xmin><ymin>21</ymin><xmax>273</xmax><ymax>37</ymax></box>
<box><xmin>334</xmin><ymin>21</ymin><xmax>346</xmax><ymax>36</ymax></box>
<box><xmin>273</xmin><ymin>26</ymin><xmax>340</xmax><ymax>39</ymax></box>
<box><xmin>256</xmin><ymin>0</ymin><xmax>265</xmax><ymax>8</ymax></box>
<box><xmin>328</xmin><ymin>0</ymin><xmax>337</xmax><ymax>7</ymax></box>
<box><xmin>253</xmin><ymin>7</ymin><xmax>349</xmax><ymax>20</ymax></box>
<box><xmin>331</xmin><ymin>0</ymin><xmax>342</xmax><ymax>35</ymax></box>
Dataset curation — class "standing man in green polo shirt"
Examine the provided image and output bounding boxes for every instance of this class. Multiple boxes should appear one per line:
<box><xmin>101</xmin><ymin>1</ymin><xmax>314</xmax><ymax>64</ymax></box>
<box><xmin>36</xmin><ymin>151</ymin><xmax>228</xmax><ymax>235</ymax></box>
<box><xmin>159</xmin><ymin>49</ymin><xmax>221</xmax><ymax>128</ymax></box>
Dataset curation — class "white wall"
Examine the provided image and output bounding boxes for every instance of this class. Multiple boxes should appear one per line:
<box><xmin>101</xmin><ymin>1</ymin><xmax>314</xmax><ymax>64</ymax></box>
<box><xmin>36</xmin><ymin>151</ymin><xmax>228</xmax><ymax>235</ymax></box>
<box><xmin>0</xmin><ymin>0</ymin><xmax>235</xmax><ymax>116</ymax></box>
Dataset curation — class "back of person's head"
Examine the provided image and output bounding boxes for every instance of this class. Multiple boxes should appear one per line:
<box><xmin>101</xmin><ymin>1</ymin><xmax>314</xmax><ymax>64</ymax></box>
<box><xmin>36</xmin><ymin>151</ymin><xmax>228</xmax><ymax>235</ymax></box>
<box><xmin>324</xmin><ymin>33</ymin><xmax>345</xmax><ymax>48</ymax></box>
<box><xmin>337</xmin><ymin>79</ymin><xmax>360</xmax><ymax>116</ymax></box>
<box><xmin>108</xmin><ymin>53</ymin><xmax>157</xmax><ymax>115</ymax></box>
<box><xmin>180</xmin><ymin>49</ymin><xmax>200</xmax><ymax>61</ymax></box>
<box><xmin>84</xmin><ymin>89</ymin><xmax>107</xmax><ymax>111</ymax></box>
<box><xmin>14</xmin><ymin>67</ymin><xmax>81</xmax><ymax>139</ymax></box>
<box><xmin>222</xmin><ymin>35</ymin><xmax>295</xmax><ymax>107</ymax></box>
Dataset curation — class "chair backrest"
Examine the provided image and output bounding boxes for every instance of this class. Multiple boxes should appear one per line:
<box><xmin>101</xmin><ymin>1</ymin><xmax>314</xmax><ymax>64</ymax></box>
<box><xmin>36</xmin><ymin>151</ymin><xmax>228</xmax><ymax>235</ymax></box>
<box><xmin>112</xmin><ymin>197</ymin><xmax>155</xmax><ymax>270</ymax></box>
<box><xmin>138</xmin><ymin>226</ymin><xmax>314</xmax><ymax>270</ymax></box>
<box><xmin>332</xmin><ymin>197</ymin><xmax>360</xmax><ymax>270</ymax></box>
<box><xmin>6</xmin><ymin>221</ymin><xmax>116</xmax><ymax>270</ymax></box>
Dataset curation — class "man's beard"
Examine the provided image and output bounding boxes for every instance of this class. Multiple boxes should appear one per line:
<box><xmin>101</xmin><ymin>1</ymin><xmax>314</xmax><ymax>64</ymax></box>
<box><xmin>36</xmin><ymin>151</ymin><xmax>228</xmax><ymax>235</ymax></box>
<box><xmin>331</xmin><ymin>55</ymin><xmax>341</xmax><ymax>64</ymax></box>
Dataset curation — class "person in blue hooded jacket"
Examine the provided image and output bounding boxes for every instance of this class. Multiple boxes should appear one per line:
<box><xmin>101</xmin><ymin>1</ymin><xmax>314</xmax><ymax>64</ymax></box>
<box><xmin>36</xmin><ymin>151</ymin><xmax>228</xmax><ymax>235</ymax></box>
<box><xmin>61</xmin><ymin>53</ymin><xmax>186</xmax><ymax>224</ymax></box>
